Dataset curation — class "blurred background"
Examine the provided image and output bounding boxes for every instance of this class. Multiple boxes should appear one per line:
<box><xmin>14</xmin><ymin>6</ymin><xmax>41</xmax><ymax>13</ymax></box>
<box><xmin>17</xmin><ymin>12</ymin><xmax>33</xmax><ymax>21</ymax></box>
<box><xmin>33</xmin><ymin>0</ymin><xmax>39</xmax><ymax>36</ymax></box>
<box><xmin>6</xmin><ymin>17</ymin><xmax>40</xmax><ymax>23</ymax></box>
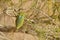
<box><xmin>0</xmin><ymin>0</ymin><xmax>60</xmax><ymax>40</ymax></box>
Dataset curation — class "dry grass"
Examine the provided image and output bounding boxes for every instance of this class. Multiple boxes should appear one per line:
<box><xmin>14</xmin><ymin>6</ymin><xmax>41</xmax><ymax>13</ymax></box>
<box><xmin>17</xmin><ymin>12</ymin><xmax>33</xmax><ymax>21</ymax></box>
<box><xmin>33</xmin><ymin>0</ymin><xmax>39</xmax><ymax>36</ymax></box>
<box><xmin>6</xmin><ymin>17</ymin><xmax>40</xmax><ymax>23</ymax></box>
<box><xmin>0</xmin><ymin>0</ymin><xmax>60</xmax><ymax>40</ymax></box>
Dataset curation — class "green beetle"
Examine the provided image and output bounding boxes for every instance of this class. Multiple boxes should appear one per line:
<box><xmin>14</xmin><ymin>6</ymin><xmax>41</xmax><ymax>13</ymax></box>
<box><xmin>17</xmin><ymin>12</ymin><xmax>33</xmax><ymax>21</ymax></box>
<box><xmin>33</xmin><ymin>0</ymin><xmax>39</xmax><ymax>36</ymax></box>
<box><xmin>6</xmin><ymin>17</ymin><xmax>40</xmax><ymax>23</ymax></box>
<box><xmin>16</xmin><ymin>12</ymin><xmax>25</xmax><ymax>30</ymax></box>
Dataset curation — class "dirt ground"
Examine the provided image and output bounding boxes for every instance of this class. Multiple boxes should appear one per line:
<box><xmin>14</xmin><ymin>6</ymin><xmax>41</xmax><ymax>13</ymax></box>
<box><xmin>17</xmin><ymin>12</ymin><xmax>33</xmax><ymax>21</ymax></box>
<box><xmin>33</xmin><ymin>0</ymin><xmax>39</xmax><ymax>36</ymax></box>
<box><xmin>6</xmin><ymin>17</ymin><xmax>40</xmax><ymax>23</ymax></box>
<box><xmin>0</xmin><ymin>32</ymin><xmax>38</xmax><ymax>40</ymax></box>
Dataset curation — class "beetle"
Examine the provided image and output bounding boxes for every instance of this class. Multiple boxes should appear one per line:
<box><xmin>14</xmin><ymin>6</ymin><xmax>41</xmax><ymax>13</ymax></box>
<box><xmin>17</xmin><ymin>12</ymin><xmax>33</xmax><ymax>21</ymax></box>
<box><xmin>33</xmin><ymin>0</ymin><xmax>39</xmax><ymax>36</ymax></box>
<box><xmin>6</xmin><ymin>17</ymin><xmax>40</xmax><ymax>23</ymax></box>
<box><xmin>16</xmin><ymin>12</ymin><xmax>25</xmax><ymax>30</ymax></box>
